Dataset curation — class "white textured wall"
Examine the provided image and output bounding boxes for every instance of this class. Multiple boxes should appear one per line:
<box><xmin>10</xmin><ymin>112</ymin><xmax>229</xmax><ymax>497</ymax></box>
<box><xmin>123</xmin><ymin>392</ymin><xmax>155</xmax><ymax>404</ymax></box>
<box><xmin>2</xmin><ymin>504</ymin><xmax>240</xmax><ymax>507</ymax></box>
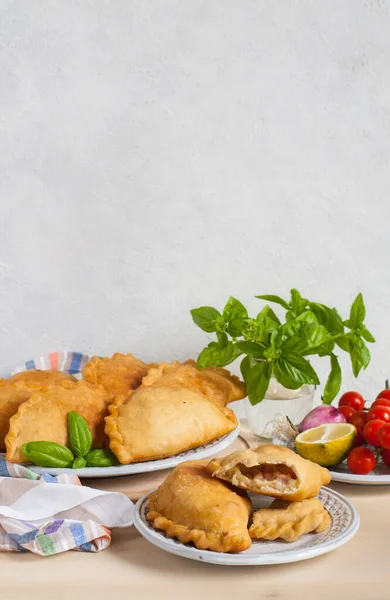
<box><xmin>1</xmin><ymin>0</ymin><xmax>390</xmax><ymax>399</ymax></box>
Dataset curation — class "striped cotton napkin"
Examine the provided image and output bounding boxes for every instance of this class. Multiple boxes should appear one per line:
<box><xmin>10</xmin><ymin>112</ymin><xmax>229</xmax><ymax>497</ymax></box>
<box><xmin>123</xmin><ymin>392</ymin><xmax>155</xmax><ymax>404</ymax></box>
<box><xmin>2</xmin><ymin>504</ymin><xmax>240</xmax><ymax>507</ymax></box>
<box><xmin>0</xmin><ymin>458</ymin><xmax>134</xmax><ymax>555</ymax></box>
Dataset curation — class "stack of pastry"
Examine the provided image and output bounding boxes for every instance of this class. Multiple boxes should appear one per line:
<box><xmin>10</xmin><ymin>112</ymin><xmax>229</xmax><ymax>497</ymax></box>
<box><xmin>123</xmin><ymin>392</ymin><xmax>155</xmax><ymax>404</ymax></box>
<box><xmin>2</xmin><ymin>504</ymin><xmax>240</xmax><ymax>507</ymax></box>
<box><xmin>146</xmin><ymin>445</ymin><xmax>332</xmax><ymax>553</ymax></box>
<box><xmin>2</xmin><ymin>355</ymin><xmax>246</xmax><ymax>464</ymax></box>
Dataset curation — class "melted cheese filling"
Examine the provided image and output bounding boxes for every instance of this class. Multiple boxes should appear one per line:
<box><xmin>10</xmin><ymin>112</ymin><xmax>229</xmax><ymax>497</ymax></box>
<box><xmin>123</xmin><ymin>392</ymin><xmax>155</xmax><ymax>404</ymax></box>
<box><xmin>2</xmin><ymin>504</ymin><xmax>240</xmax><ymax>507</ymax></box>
<box><xmin>238</xmin><ymin>463</ymin><xmax>298</xmax><ymax>492</ymax></box>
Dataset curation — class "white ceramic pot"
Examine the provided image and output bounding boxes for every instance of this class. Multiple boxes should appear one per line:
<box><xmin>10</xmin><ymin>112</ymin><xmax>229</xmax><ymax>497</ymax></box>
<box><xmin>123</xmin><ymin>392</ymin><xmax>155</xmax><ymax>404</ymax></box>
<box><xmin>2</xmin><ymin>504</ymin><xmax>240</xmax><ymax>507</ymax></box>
<box><xmin>245</xmin><ymin>378</ymin><xmax>317</xmax><ymax>439</ymax></box>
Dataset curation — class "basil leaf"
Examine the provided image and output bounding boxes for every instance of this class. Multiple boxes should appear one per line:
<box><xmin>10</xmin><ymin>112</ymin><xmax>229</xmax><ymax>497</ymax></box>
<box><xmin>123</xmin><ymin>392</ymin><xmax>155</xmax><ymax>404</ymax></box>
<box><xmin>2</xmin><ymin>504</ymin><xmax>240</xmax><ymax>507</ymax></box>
<box><xmin>275</xmin><ymin>354</ymin><xmax>320</xmax><ymax>388</ymax></box>
<box><xmin>304</xmin><ymin>340</ymin><xmax>335</xmax><ymax>357</ymax></box>
<box><xmin>350</xmin><ymin>293</ymin><xmax>366</xmax><ymax>328</ymax></box>
<box><xmin>335</xmin><ymin>334</ymin><xmax>351</xmax><ymax>352</ymax></box>
<box><xmin>68</xmin><ymin>411</ymin><xmax>93</xmax><ymax>457</ymax></box>
<box><xmin>216</xmin><ymin>331</ymin><xmax>229</xmax><ymax>346</ymax></box>
<box><xmin>295</xmin><ymin>310</ymin><xmax>318</xmax><ymax>324</ymax></box>
<box><xmin>349</xmin><ymin>336</ymin><xmax>371</xmax><ymax>377</ymax></box>
<box><xmin>322</xmin><ymin>354</ymin><xmax>342</xmax><ymax>405</ymax></box>
<box><xmin>73</xmin><ymin>457</ymin><xmax>87</xmax><ymax>469</ymax></box>
<box><xmin>359</xmin><ymin>325</ymin><xmax>375</xmax><ymax>343</ymax></box>
<box><xmin>240</xmin><ymin>355</ymin><xmax>251</xmax><ymax>381</ymax></box>
<box><xmin>223</xmin><ymin>297</ymin><xmax>248</xmax><ymax>322</ymax></box>
<box><xmin>290</xmin><ymin>289</ymin><xmax>307</xmax><ymax>316</ymax></box>
<box><xmin>256</xmin><ymin>294</ymin><xmax>289</xmax><ymax>310</ymax></box>
<box><xmin>197</xmin><ymin>341</ymin><xmax>242</xmax><ymax>368</ymax></box>
<box><xmin>309</xmin><ymin>303</ymin><xmax>344</xmax><ymax>334</ymax></box>
<box><xmin>281</xmin><ymin>334</ymin><xmax>308</xmax><ymax>355</ymax></box>
<box><xmin>190</xmin><ymin>306</ymin><xmax>221</xmax><ymax>333</ymax></box>
<box><xmin>304</xmin><ymin>324</ymin><xmax>328</xmax><ymax>348</ymax></box>
<box><xmin>228</xmin><ymin>317</ymin><xmax>247</xmax><ymax>337</ymax></box>
<box><xmin>246</xmin><ymin>361</ymin><xmax>272</xmax><ymax>405</ymax></box>
<box><xmin>85</xmin><ymin>449</ymin><xmax>119</xmax><ymax>467</ymax></box>
<box><xmin>22</xmin><ymin>442</ymin><xmax>74</xmax><ymax>468</ymax></box>
<box><xmin>256</xmin><ymin>305</ymin><xmax>281</xmax><ymax>331</ymax></box>
<box><xmin>236</xmin><ymin>341</ymin><xmax>266</xmax><ymax>358</ymax></box>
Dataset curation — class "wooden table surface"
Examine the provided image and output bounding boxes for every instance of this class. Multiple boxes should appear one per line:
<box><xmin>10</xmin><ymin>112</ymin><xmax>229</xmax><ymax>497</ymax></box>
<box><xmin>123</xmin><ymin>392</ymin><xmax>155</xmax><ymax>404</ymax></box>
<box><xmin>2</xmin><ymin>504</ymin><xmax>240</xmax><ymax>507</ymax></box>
<box><xmin>1</xmin><ymin>421</ymin><xmax>388</xmax><ymax>600</ymax></box>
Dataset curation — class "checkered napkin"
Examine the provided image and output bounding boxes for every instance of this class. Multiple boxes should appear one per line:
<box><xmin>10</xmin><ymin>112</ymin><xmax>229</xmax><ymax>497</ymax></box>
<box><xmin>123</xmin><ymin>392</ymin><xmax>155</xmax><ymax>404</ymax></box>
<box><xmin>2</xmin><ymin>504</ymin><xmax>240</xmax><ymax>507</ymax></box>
<box><xmin>8</xmin><ymin>351</ymin><xmax>91</xmax><ymax>377</ymax></box>
<box><xmin>0</xmin><ymin>458</ymin><xmax>134</xmax><ymax>555</ymax></box>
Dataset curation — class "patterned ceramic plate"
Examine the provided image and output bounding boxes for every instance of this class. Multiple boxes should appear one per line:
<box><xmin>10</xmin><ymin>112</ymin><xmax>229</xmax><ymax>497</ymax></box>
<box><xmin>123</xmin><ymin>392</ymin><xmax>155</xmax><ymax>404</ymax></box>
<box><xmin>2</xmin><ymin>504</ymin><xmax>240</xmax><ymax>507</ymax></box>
<box><xmin>330</xmin><ymin>460</ymin><xmax>390</xmax><ymax>485</ymax></box>
<box><xmin>27</xmin><ymin>425</ymin><xmax>240</xmax><ymax>478</ymax></box>
<box><xmin>134</xmin><ymin>487</ymin><xmax>359</xmax><ymax>566</ymax></box>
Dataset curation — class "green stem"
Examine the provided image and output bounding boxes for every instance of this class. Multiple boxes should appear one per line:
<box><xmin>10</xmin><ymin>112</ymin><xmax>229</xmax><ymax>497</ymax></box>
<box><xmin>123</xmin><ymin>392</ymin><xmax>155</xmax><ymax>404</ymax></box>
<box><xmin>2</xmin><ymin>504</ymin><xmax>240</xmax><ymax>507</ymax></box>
<box><xmin>386</xmin><ymin>380</ymin><xmax>389</xmax><ymax>390</ymax></box>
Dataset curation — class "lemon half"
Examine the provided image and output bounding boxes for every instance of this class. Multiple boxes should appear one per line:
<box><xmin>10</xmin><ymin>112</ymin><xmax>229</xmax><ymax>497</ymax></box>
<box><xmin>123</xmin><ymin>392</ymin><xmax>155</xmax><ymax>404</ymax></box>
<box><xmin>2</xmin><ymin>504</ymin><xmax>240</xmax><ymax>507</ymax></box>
<box><xmin>295</xmin><ymin>423</ymin><xmax>356</xmax><ymax>467</ymax></box>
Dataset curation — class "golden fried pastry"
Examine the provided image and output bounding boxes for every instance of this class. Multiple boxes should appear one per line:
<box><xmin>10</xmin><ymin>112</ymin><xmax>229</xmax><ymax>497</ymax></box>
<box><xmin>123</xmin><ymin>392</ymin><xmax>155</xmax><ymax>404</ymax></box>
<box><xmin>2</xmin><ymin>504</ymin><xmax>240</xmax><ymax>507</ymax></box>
<box><xmin>8</xmin><ymin>370</ymin><xmax>76</xmax><ymax>387</ymax></box>
<box><xmin>147</xmin><ymin>460</ymin><xmax>252</xmax><ymax>553</ymax></box>
<box><xmin>207</xmin><ymin>444</ymin><xmax>331</xmax><ymax>502</ymax></box>
<box><xmin>141</xmin><ymin>360</ymin><xmax>246</xmax><ymax>406</ymax></box>
<box><xmin>249</xmin><ymin>498</ymin><xmax>331</xmax><ymax>542</ymax></box>
<box><xmin>82</xmin><ymin>353</ymin><xmax>150</xmax><ymax>396</ymax></box>
<box><xmin>5</xmin><ymin>380</ymin><xmax>111</xmax><ymax>463</ymax></box>
<box><xmin>0</xmin><ymin>371</ymin><xmax>77</xmax><ymax>451</ymax></box>
<box><xmin>105</xmin><ymin>386</ymin><xmax>238</xmax><ymax>464</ymax></box>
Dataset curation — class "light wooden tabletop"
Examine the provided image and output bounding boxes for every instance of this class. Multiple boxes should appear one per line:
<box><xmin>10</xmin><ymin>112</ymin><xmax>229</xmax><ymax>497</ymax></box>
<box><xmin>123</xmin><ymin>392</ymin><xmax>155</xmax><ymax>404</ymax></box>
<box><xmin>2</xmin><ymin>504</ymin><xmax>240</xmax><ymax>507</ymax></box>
<box><xmin>1</xmin><ymin>422</ymin><xmax>388</xmax><ymax>600</ymax></box>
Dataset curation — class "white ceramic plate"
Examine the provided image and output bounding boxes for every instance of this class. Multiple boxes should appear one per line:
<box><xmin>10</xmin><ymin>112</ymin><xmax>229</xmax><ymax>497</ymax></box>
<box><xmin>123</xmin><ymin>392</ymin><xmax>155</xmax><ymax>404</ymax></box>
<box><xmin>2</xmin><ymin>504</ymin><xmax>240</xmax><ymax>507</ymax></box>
<box><xmin>330</xmin><ymin>460</ymin><xmax>390</xmax><ymax>485</ymax></box>
<box><xmin>26</xmin><ymin>425</ymin><xmax>240</xmax><ymax>478</ymax></box>
<box><xmin>134</xmin><ymin>486</ymin><xmax>359</xmax><ymax>566</ymax></box>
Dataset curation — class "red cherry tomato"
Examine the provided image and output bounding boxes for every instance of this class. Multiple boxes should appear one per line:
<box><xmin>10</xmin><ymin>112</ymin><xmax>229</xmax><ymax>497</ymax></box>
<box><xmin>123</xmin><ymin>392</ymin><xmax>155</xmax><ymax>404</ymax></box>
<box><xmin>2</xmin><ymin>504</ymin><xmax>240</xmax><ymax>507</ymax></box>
<box><xmin>339</xmin><ymin>405</ymin><xmax>356</xmax><ymax>419</ymax></box>
<box><xmin>367</xmin><ymin>406</ymin><xmax>390</xmax><ymax>423</ymax></box>
<box><xmin>353</xmin><ymin>428</ymin><xmax>365</xmax><ymax>448</ymax></box>
<box><xmin>381</xmin><ymin>448</ymin><xmax>390</xmax><ymax>468</ymax></box>
<box><xmin>348</xmin><ymin>410</ymin><xmax>368</xmax><ymax>429</ymax></box>
<box><xmin>378</xmin><ymin>423</ymin><xmax>390</xmax><ymax>450</ymax></box>
<box><xmin>372</xmin><ymin>398</ymin><xmax>390</xmax><ymax>409</ymax></box>
<box><xmin>376</xmin><ymin>381</ymin><xmax>390</xmax><ymax>400</ymax></box>
<box><xmin>339</xmin><ymin>391</ymin><xmax>365</xmax><ymax>412</ymax></box>
<box><xmin>347</xmin><ymin>447</ymin><xmax>376</xmax><ymax>475</ymax></box>
<box><xmin>364</xmin><ymin>419</ymin><xmax>385</xmax><ymax>446</ymax></box>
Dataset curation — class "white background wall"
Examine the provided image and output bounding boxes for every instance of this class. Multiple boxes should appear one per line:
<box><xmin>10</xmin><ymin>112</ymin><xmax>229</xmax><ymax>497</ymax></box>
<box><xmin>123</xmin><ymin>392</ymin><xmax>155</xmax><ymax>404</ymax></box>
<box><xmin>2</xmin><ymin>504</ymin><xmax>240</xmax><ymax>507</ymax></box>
<box><xmin>1</xmin><ymin>0</ymin><xmax>390</xmax><ymax>401</ymax></box>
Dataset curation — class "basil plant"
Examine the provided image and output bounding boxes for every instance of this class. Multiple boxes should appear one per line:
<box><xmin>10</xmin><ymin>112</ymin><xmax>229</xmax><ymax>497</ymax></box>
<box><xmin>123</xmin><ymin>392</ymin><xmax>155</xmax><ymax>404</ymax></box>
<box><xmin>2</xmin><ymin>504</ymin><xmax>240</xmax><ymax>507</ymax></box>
<box><xmin>191</xmin><ymin>290</ymin><xmax>375</xmax><ymax>406</ymax></box>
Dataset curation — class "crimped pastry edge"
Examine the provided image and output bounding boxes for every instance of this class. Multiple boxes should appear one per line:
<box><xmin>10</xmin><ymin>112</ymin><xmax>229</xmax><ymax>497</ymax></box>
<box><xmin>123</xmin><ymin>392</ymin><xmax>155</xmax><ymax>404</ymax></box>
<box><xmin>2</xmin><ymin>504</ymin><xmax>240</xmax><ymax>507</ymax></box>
<box><xmin>146</xmin><ymin>493</ymin><xmax>252</xmax><ymax>553</ymax></box>
<box><xmin>104</xmin><ymin>388</ymin><xmax>239</xmax><ymax>465</ymax></box>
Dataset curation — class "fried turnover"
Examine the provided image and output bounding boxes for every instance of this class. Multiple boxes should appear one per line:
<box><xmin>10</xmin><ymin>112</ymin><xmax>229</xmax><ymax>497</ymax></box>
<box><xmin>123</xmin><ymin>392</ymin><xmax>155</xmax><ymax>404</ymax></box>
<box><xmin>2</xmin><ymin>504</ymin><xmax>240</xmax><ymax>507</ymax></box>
<box><xmin>249</xmin><ymin>498</ymin><xmax>331</xmax><ymax>542</ymax></box>
<box><xmin>105</xmin><ymin>386</ymin><xmax>238</xmax><ymax>464</ymax></box>
<box><xmin>0</xmin><ymin>371</ymin><xmax>77</xmax><ymax>451</ymax></box>
<box><xmin>82</xmin><ymin>353</ymin><xmax>150</xmax><ymax>396</ymax></box>
<box><xmin>7</xmin><ymin>370</ymin><xmax>76</xmax><ymax>387</ymax></box>
<box><xmin>5</xmin><ymin>380</ymin><xmax>111</xmax><ymax>463</ymax></box>
<box><xmin>207</xmin><ymin>444</ymin><xmax>331</xmax><ymax>502</ymax></box>
<box><xmin>141</xmin><ymin>360</ymin><xmax>246</xmax><ymax>406</ymax></box>
<box><xmin>147</xmin><ymin>460</ymin><xmax>252</xmax><ymax>553</ymax></box>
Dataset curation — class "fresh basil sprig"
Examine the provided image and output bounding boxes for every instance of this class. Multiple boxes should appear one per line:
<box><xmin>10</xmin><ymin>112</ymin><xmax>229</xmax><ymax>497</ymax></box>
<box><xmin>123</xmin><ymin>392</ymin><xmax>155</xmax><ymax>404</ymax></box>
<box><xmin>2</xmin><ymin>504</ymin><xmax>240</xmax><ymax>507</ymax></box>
<box><xmin>21</xmin><ymin>411</ymin><xmax>118</xmax><ymax>469</ymax></box>
<box><xmin>22</xmin><ymin>442</ymin><xmax>74</xmax><ymax>468</ymax></box>
<box><xmin>191</xmin><ymin>291</ymin><xmax>375</xmax><ymax>406</ymax></box>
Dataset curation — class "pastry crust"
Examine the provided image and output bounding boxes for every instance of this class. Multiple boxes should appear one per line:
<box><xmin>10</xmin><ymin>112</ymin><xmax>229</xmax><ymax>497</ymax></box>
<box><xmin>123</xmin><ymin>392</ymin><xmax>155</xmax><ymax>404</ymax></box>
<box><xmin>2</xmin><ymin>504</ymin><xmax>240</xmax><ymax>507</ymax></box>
<box><xmin>141</xmin><ymin>360</ymin><xmax>246</xmax><ymax>406</ymax></box>
<box><xmin>207</xmin><ymin>444</ymin><xmax>331</xmax><ymax>501</ymax></box>
<box><xmin>7</xmin><ymin>370</ymin><xmax>76</xmax><ymax>387</ymax></box>
<box><xmin>249</xmin><ymin>498</ymin><xmax>331</xmax><ymax>542</ymax></box>
<box><xmin>5</xmin><ymin>380</ymin><xmax>112</xmax><ymax>463</ymax></box>
<box><xmin>82</xmin><ymin>353</ymin><xmax>150</xmax><ymax>396</ymax></box>
<box><xmin>147</xmin><ymin>460</ymin><xmax>252</xmax><ymax>553</ymax></box>
<box><xmin>0</xmin><ymin>371</ymin><xmax>76</xmax><ymax>451</ymax></box>
<box><xmin>105</xmin><ymin>386</ymin><xmax>238</xmax><ymax>464</ymax></box>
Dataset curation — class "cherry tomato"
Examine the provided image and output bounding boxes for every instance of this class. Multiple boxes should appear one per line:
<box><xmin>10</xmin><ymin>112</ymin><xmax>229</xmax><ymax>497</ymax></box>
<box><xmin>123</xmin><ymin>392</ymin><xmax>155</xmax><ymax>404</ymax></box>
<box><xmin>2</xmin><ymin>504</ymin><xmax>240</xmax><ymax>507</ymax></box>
<box><xmin>364</xmin><ymin>419</ymin><xmax>385</xmax><ymax>446</ymax></box>
<box><xmin>381</xmin><ymin>448</ymin><xmax>390</xmax><ymax>468</ymax></box>
<box><xmin>347</xmin><ymin>447</ymin><xmax>376</xmax><ymax>475</ymax></box>
<box><xmin>372</xmin><ymin>398</ymin><xmax>390</xmax><ymax>410</ymax></box>
<box><xmin>378</xmin><ymin>423</ymin><xmax>390</xmax><ymax>450</ymax></box>
<box><xmin>339</xmin><ymin>391</ymin><xmax>365</xmax><ymax>412</ymax></box>
<box><xmin>339</xmin><ymin>405</ymin><xmax>356</xmax><ymax>419</ymax></box>
<box><xmin>376</xmin><ymin>381</ymin><xmax>390</xmax><ymax>400</ymax></box>
<box><xmin>353</xmin><ymin>428</ymin><xmax>365</xmax><ymax>448</ymax></box>
<box><xmin>367</xmin><ymin>406</ymin><xmax>390</xmax><ymax>423</ymax></box>
<box><xmin>348</xmin><ymin>410</ymin><xmax>368</xmax><ymax>429</ymax></box>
